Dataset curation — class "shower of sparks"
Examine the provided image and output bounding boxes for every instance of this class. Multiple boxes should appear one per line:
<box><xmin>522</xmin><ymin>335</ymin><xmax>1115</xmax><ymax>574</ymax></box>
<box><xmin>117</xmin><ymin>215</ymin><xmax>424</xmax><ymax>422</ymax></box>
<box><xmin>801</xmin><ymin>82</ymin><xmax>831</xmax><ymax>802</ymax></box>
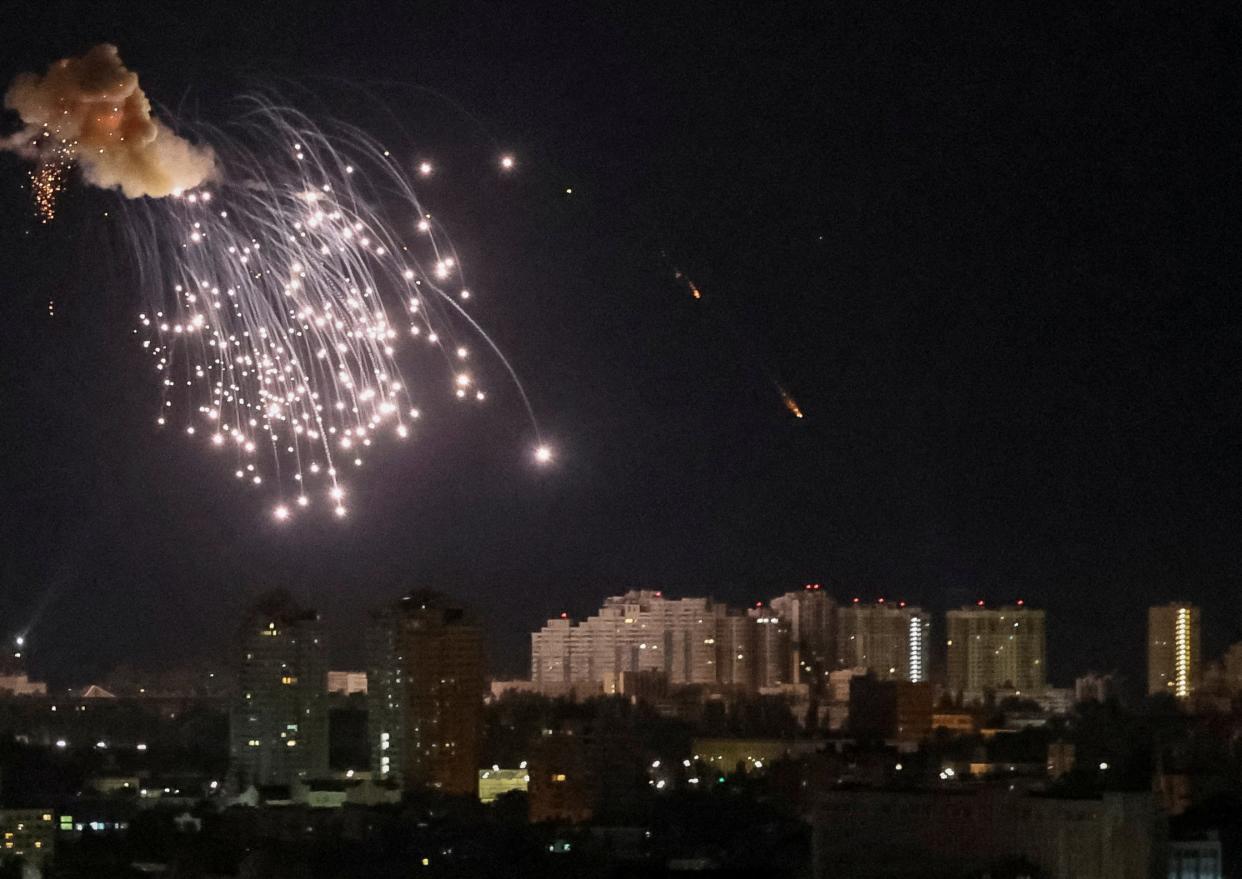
<box><xmin>30</xmin><ymin>149</ymin><xmax>75</xmax><ymax>224</ymax></box>
<box><xmin>124</xmin><ymin>97</ymin><xmax>544</xmax><ymax>519</ymax></box>
<box><xmin>24</xmin><ymin>124</ymin><xmax>78</xmax><ymax>223</ymax></box>
<box><xmin>31</xmin><ymin>161</ymin><xmax>68</xmax><ymax>222</ymax></box>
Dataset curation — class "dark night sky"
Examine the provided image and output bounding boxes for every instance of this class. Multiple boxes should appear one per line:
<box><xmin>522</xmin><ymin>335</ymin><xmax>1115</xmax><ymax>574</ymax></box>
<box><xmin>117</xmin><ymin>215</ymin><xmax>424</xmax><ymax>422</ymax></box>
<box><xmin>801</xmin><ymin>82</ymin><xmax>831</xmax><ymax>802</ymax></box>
<box><xmin>2</xmin><ymin>1</ymin><xmax>1241</xmax><ymax>687</ymax></box>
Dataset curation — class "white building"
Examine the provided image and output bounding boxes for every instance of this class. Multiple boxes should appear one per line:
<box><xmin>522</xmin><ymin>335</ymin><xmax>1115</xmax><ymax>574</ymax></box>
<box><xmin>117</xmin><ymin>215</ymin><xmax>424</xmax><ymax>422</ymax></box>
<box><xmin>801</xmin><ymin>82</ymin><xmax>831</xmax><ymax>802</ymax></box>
<box><xmin>531</xmin><ymin>591</ymin><xmax>760</xmax><ymax>692</ymax></box>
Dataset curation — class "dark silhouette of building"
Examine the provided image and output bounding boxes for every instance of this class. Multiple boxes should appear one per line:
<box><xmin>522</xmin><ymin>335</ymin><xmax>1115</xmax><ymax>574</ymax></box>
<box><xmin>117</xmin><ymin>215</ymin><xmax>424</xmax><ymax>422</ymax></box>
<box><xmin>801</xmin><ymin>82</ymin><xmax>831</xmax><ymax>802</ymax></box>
<box><xmin>366</xmin><ymin>590</ymin><xmax>484</xmax><ymax>795</ymax></box>
<box><xmin>848</xmin><ymin>676</ymin><xmax>933</xmax><ymax>742</ymax></box>
<box><xmin>229</xmin><ymin>591</ymin><xmax>328</xmax><ymax>786</ymax></box>
<box><xmin>812</xmin><ymin>788</ymin><xmax>1166</xmax><ymax>879</ymax></box>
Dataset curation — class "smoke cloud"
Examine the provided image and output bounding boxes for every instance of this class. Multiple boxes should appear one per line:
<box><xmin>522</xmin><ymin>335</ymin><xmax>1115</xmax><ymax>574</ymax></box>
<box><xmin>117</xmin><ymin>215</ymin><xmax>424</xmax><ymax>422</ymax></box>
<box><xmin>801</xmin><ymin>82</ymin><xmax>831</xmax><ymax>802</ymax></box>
<box><xmin>3</xmin><ymin>44</ymin><xmax>215</xmax><ymax>198</ymax></box>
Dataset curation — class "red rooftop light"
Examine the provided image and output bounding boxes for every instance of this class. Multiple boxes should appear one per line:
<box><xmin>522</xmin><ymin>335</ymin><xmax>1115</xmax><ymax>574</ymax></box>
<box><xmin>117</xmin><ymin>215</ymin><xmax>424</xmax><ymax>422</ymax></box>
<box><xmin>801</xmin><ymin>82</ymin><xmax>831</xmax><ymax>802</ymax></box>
<box><xmin>852</xmin><ymin>597</ymin><xmax>860</xmax><ymax>604</ymax></box>
<box><xmin>560</xmin><ymin>612</ymin><xmax>568</xmax><ymax>619</ymax></box>
<box><xmin>1016</xmin><ymin>599</ymin><xmax>1024</xmax><ymax>606</ymax></box>
<box><xmin>977</xmin><ymin>600</ymin><xmax>985</xmax><ymax>607</ymax></box>
<box><xmin>877</xmin><ymin>597</ymin><xmax>885</xmax><ymax>604</ymax></box>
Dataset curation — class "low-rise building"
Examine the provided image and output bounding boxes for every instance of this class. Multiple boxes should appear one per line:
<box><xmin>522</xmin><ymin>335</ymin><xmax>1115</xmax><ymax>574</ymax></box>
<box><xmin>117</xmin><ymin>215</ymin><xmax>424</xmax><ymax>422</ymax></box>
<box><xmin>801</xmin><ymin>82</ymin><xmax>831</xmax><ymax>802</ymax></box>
<box><xmin>478</xmin><ymin>768</ymin><xmax>530</xmax><ymax>803</ymax></box>
<box><xmin>0</xmin><ymin>809</ymin><xmax>56</xmax><ymax>866</ymax></box>
<box><xmin>811</xmin><ymin>788</ymin><xmax>1165</xmax><ymax>879</ymax></box>
<box><xmin>848</xmin><ymin>677</ymin><xmax>933</xmax><ymax>742</ymax></box>
<box><xmin>931</xmin><ymin>711</ymin><xmax>976</xmax><ymax>734</ymax></box>
<box><xmin>1168</xmin><ymin>836</ymin><xmax>1222</xmax><ymax>879</ymax></box>
<box><xmin>691</xmin><ymin>738</ymin><xmax>820</xmax><ymax>775</ymax></box>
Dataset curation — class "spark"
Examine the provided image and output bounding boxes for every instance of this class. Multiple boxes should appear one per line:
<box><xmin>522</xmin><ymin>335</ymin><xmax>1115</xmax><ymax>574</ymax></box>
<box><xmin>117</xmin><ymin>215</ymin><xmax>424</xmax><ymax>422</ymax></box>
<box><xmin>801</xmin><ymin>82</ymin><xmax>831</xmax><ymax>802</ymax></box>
<box><xmin>534</xmin><ymin>445</ymin><xmax>553</xmax><ymax>464</ymax></box>
<box><xmin>499</xmin><ymin>154</ymin><xmax>515</xmax><ymax>171</ymax></box>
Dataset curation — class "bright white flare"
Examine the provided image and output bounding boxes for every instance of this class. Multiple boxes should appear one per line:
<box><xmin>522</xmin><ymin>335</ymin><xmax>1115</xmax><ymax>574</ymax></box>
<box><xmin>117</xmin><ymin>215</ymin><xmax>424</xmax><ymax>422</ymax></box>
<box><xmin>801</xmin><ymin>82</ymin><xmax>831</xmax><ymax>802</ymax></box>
<box><xmin>534</xmin><ymin>445</ymin><xmax>553</xmax><ymax>464</ymax></box>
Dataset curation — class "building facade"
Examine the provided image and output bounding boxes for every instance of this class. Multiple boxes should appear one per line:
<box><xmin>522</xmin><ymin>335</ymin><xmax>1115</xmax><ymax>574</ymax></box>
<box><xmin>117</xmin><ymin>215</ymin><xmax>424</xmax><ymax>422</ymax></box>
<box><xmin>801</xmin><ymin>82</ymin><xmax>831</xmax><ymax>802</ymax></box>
<box><xmin>229</xmin><ymin>591</ymin><xmax>329</xmax><ymax>787</ymax></box>
<box><xmin>946</xmin><ymin>604</ymin><xmax>1046</xmax><ymax>702</ymax></box>
<box><xmin>531</xmin><ymin>591</ymin><xmax>763</xmax><ymax>693</ymax></box>
<box><xmin>367</xmin><ymin>591</ymin><xmax>484</xmax><ymax>795</ymax></box>
<box><xmin>835</xmin><ymin>601</ymin><xmax>930</xmax><ymax>683</ymax></box>
<box><xmin>770</xmin><ymin>584</ymin><xmax>836</xmax><ymax>669</ymax></box>
<box><xmin>748</xmin><ymin>605</ymin><xmax>793</xmax><ymax>689</ymax></box>
<box><xmin>812</xmin><ymin>789</ymin><xmax>1166</xmax><ymax>879</ymax></box>
<box><xmin>1148</xmin><ymin>603</ymin><xmax>1201</xmax><ymax>700</ymax></box>
<box><xmin>1075</xmin><ymin>672</ymin><xmax>1119</xmax><ymax>704</ymax></box>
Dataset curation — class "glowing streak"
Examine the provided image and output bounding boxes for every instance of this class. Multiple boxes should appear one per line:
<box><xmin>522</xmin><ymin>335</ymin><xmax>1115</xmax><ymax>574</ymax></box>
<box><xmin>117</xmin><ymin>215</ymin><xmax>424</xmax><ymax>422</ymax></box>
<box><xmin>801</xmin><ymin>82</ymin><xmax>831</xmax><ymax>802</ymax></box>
<box><xmin>780</xmin><ymin>388</ymin><xmax>804</xmax><ymax>419</ymax></box>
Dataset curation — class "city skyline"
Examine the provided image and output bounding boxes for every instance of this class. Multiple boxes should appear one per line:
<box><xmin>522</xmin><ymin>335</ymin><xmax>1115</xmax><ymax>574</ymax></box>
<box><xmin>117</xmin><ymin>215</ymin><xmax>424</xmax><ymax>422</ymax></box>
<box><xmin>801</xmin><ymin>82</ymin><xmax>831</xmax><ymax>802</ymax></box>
<box><xmin>9</xmin><ymin>584</ymin><xmax>1242</xmax><ymax>699</ymax></box>
<box><xmin>5</xmin><ymin>2</ymin><xmax>1242</xmax><ymax>693</ymax></box>
<box><xmin>0</xmin><ymin>2</ymin><xmax>1239</xmax><ymax>875</ymax></box>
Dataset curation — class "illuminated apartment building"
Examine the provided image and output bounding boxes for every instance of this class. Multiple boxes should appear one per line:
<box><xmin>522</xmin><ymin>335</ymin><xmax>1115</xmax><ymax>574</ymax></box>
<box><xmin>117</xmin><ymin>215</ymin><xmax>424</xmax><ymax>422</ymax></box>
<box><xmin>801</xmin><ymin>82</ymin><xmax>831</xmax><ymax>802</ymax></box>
<box><xmin>1147</xmin><ymin>603</ymin><xmax>1201</xmax><ymax>700</ymax></box>
<box><xmin>531</xmin><ymin>590</ymin><xmax>747</xmax><ymax>692</ymax></box>
<box><xmin>946</xmin><ymin>603</ymin><xmax>1046</xmax><ymax>702</ymax></box>
<box><xmin>367</xmin><ymin>590</ymin><xmax>484</xmax><ymax>795</ymax></box>
<box><xmin>836</xmin><ymin>600</ymin><xmax>930</xmax><ymax>683</ymax></box>
<box><xmin>229</xmin><ymin>591</ymin><xmax>329</xmax><ymax>786</ymax></box>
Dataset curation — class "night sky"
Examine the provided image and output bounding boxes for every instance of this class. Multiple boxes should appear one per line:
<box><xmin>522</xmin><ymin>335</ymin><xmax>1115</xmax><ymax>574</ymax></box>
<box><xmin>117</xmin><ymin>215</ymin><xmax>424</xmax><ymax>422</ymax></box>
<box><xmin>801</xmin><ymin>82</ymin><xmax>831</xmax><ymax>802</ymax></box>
<box><xmin>2</xmin><ymin>2</ymin><xmax>1241</xmax><ymax>686</ymax></box>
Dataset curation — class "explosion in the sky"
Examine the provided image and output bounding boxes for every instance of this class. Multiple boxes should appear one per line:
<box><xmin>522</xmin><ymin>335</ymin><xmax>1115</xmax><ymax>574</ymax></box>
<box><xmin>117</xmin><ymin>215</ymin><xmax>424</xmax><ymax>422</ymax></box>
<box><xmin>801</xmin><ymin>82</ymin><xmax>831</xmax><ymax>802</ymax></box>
<box><xmin>4</xmin><ymin>46</ymin><xmax>547</xmax><ymax>519</ymax></box>
<box><xmin>3</xmin><ymin>44</ymin><xmax>216</xmax><ymax>213</ymax></box>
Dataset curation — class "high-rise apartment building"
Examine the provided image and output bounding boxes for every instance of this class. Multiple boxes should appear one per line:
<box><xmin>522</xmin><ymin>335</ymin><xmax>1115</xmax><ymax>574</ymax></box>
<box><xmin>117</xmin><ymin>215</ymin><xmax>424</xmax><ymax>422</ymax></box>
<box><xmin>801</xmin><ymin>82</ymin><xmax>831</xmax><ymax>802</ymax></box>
<box><xmin>229</xmin><ymin>591</ymin><xmax>329</xmax><ymax>786</ymax></box>
<box><xmin>714</xmin><ymin>609</ymin><xmax>757</xmax><ymax>690</ymax></box>
<box><xmin>748</xmin><ymin>605</ymin><xmax>793</xmax><ymax>688</ymax></box>
<box><xmin>1147</xmin><ymin>603</ymin><xmax>1201</xmax><ymax>700</ymax></box>
<box><xmin>836</xmin><ymin>600</ymin><xmax>930</xmax><ymax>683</ymax></box>
<box><xmin>946</xmin><ymin>603</ymin><xmax>1046</xmax><ymax>702</ymax></box>
<box><xmin>532</xmin><ymin>591</ymin><xmax>751</xmax><ymax>692</ymax></box>
<box><xmin>770</xmin><ymin>584</ymin><xmax>837</xmax><ymax>670</ymax></box>
<box><xmin>367</xmin><ymin>591</ymin><xmax>484</xmax><ymax>795</ymax></box>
